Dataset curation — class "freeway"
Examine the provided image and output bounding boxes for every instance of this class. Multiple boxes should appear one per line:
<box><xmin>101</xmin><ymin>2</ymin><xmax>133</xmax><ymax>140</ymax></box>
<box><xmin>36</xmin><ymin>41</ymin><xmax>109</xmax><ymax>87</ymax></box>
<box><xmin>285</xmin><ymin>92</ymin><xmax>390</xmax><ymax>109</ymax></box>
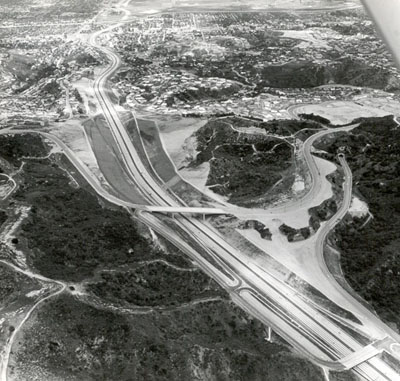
<box><xmin>0</xmin><ymin>1</ymin><xmax>396</xmax><ymax>379</ymax></box>
<box><xmin>0</xmin><ymin>129</ymin><xmax>140</xmax><ymax>210</ymax></box>
<box><xmin>83</xmin><ymin>2</ymin><xmax>400</xmax><ymax>380</ymax></box>
<box><xmin>87</xmin><ymin>12</ymin><xmax>368</xmax><ymax>365</ymax></box>
<box><xmin>87</xmin><ymin>6</ymin><xmax>355</xmax><ymax>367</ymax></box>
<box><xmin>137</xmin><ymin>210</ymin><xmax>359</xmax><ymax>370</ymax></box>
<box><xmin>137</xmin><ymin>209</ymin><xmax>400</xmax><ymax>380</ymax></box>
<box><xmin>5</xmin><ymin>118</ymin><xmax>396</xmax><ymax>380</ymax></box>
<box><xmin>8</xmin><ymin>125</ymin><xmax>397</xmax><ymax>380</ymax></box>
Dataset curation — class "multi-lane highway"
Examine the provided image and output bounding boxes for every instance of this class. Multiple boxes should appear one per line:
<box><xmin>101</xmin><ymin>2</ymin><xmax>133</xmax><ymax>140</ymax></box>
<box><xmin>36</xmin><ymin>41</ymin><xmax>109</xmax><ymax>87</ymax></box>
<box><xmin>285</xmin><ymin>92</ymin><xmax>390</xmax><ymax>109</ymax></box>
<box><xmin>80</xmin><ymin>2</ymin><xmax>400</xmax><ymax>380</ymax></box>
<box><xmin>0</xmin><ymin>1</ymin><xmax>398</xmax><ymax>380</ymax></box>
<box><xmin>1</xmin><ymin>1</ymin><xmax>396</xmax><ymax>380</ymax></box>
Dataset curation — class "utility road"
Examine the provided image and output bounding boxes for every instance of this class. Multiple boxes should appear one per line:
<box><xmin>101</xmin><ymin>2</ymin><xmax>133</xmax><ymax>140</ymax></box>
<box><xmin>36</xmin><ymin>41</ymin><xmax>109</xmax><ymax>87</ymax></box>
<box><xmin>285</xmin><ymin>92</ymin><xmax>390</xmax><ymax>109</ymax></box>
<box><xmin>82</xmin><ymin>3</ymin><xmax>400</xmax><ymax>380</ymax></box>
<box><xmin>1</xmin><ymin>2</ymin><xmax>396</xmax><ymax>380</ymax></box>
<box><xmin>0</xmin><ymin>261</ymin><xmax>66</xmax><ymax>381</ymax></box>
<box><xmin>82</xmin><ymin>2</ymin><xmax>400</xmax><ymax>380</ymax></box>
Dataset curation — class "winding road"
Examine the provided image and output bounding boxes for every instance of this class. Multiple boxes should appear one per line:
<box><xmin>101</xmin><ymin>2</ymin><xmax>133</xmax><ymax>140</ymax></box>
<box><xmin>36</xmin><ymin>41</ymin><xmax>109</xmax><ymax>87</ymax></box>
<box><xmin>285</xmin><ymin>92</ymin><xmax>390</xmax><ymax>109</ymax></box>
<box><xmin>0</xmin><ymin>261</ymin><xmax>66</xmax><ymax>381</ymax></box>
<box><xmin>83</xmin><ymin>3</ymin><xmax>400</xmax><ymax>379</ymax></box>
<box><xmin>1</xmin><ymin>1</ymin><xmax>400</xmax><ymax>380</ymax></box>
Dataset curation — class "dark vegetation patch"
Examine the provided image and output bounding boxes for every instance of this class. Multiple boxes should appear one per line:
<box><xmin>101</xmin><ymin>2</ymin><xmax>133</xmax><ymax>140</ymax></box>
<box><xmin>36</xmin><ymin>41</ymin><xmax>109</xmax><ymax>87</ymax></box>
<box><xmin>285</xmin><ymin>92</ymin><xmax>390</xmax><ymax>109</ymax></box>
<box><xmin>222</xmin><ymin>116</ymin><xmax>322</xmax><ymax>137</ymax></box>
<box><xmin>14</xmin><ymin>159</ymin><xmax>154</xmax><ymax>281</ymax></box>
<box><xmin>11</xmin><ymin>294</ymin><xmax>330</xmax><ymax>381</ymax></box>
<box><xmin>0</xmin><ymin>210</ymin><xmax>7</xmax><ymax>227</ymax></box>
<box><xmin>172</xmin><ymin>82</ymin><xmax>242</xmax><ymax>104</ymax></box>
<box><xmin>210</xmin><ymin>142</ymin><xmax>290</xmax><ymax>201</ymax></box>
<box><xmin>194</xmin><ymin>119</ymin><xmax>293</xmax><ymax>205</ymax></box>
<box><xmin>304</xmin><ymin>197</ymin><xmax>339</xmax><ymax>237</ymax></box>
<box><xmin>238</xmin><ymin>220</ymin><xmax>272</xmax><ymax>240</ymax></box>
<box><xmin>14</xmin><ymin>63</ymin><xmax>59</xmax><ymax>93</ymax></box>
<box><xmin>0</xmin><ymin>134</ymin><xmax>189</xmax><ymax>282</ymax></box>
<box><xmin>40</xmin><ymin>80</ymin><xmax>62</xmax><ymax>97</ymax></box>
<box><xmin>279</xmin><ymin>224</ymin><xmax>311</xmax><ymax>242</ymax></box>
<box><xmin>0</xmin><ymin>262</ymin><xmax>41</xmax><ymax>307</ymax></box>
<box><xmin>192</xmin><ymin>117</ymin><xmax>322</xmax><ymax>206</ymax></box>
<box><xmin>259</xmin><ymin>60</ymin><xmax>327</xmax><ymax>89</ymax></box>
<box><xmin>257</xmin><ymin>58</ymin><xmax>399</xmax><ymax>91</ymax></box>
<box><xmin>14</xmin><ymin>157</ymin><xmax>191</xmax><ymax>282</ymax></box>
<box><xmin>88</xmin><ymin>262</ymin><xmax>225</xmax><ymax>307</ymax></box>
<box><xmin>315</xmin><ymin>116</ymin><xmax>400</xmax><ymax>328</ymax></box>
<box><xmin>0</xmin><ymin>134</ymin><xmax>48</xmax><ymax>166</ymax></box>
<box><xmin>299</xmin><ymin>113</ymin><xmax>331</xmax><ymax>125</ymax></box>
<box><xmin>330</xmin><ymin>57</ymin><xmax>399</xmax><ymax>91</ymax></box>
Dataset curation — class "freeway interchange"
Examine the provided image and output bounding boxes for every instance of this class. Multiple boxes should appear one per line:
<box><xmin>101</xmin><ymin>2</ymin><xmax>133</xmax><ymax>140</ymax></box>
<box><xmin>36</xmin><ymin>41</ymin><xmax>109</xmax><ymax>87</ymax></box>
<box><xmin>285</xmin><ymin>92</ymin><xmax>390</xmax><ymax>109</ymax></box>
<box><xmin>1</xmin><ymin>1</ymin><xmax>398</xmax><ymax>380</ymax></box>
<box><xmin>81</xmin><ymin>3</ymin><xmax>400</xmax><ymax>380</ymax></box>
<box><xmin>79</xmin><ymin>2</ymin><xmax>400</xmax><ymax>380</ymax></box>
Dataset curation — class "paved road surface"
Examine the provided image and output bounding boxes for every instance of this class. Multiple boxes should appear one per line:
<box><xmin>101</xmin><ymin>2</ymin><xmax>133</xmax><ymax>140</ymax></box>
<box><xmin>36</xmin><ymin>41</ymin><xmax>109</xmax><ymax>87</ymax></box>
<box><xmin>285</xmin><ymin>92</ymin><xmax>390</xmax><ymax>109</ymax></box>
<box><xmin>0</xmin><ymin>1</ymin><xmax>398</xmax><ymax>379</ymax></box>
<box><xmin>83</xmin><ymin>2</ymin><xmax>400</xmax><ymax>379</ymax></box>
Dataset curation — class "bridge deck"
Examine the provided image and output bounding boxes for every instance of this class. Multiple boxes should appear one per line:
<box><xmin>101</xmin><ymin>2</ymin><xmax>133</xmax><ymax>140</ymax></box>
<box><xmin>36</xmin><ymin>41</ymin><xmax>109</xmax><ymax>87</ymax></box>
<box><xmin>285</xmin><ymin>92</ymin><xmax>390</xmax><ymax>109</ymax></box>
<box><xmin>340</xmin><ymin>343</ymin><xmax>383</xmax><ymax>370</ymax></box>
<box><xmin>142</xmin><ymin>206</ymin><xmax>228</xmax><ymax>215</ymax></box>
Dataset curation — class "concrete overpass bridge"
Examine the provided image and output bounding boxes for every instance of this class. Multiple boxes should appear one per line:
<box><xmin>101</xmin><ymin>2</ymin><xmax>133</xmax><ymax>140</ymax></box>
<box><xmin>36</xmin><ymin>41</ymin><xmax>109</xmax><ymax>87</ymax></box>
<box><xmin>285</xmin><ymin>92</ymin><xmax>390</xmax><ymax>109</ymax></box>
<box><xmin>138</xmin><ymin>205</ymin><xmax>230</xmax><ymax>218</ymax></box>
<box><xmin>338</xmin><ymin>336</ymin><xmax>400</xmax><ymax>372</ymax></box>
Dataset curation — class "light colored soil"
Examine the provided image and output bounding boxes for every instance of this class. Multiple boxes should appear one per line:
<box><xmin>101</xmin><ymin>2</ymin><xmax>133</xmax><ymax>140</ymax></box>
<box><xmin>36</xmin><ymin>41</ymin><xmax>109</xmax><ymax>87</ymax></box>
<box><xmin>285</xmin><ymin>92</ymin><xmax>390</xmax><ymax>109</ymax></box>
<box><xmin>72</xmin><ymin>77</ymin><xmax>98</xmax><ymax>115</ymax></box>
<box><xmin>48</xmin><ymin>119</ymin><xmax>108</xmax><ymax>187</ymax></box>
<box><xmin>348</xmin><ymin>196</ymin><xmax>369</xmax><ymax>217</ymax></box>
<box><xmin>157</xmin><ymin>117</ymin><xmax>229</xmax><ymax>204</ymax></box>
<box><xmin>180</xmin><ymin>162</ymin><xmax>230</xmax><ymax>205</ymax></box>
<box><xmin>354</xmin><ymin>96</ymin><xmax>400</xmax><ymax>117</ymax></box>
<box><xmin>291</xmin><ymin>174</ymin><xmax>305</xmax><ymax>193</ymax></box>
<box><xmin>158</xmin><ymin>118</ymin><xmax>207</xmax><ymax>168</ymax></box>
<box><xmin>84</xmin><ymin>116</ymin><xmax>148</xmax><ymax>204</ymax></box>
<box><xmin>294</xmin><ymin>100</ymin><xmax>391</xmax><ymax>125</ymax></box>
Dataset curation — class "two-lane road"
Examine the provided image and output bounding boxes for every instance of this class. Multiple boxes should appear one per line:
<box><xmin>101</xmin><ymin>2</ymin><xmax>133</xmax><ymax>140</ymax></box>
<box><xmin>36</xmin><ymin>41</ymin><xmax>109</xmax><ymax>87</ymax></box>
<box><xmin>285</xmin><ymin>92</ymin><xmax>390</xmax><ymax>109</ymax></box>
<box><xmin>82</xmin><ymin>2</ymin><xmax>400</xmax><ymax>379</ymax></box>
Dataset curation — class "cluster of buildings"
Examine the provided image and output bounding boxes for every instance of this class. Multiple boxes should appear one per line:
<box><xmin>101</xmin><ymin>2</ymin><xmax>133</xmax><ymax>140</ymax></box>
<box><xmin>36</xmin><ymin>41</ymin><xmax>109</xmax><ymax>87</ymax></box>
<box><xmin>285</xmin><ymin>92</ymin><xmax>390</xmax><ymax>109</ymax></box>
<box><xmin>0</xmin><ymin>25</ymin><xmax>104</xmax><ymax>127</ymax></box>
<box><xmin>113</xmin><ymin>11</ymin><xmax>400</xmax><ymax>119</ymax></box>
<box><xmin>0</xmin><ymin>0</ymin><xmax>106</xmax><ymax>128</ymax></box>
<box><xmin>1</xmin><ymin>5</ymin><xmax>400</xmax><ymax>127</ymax></box>
<box><xmin>118</xmin><ymin>71</ymin><xmax>241</xmax><ymax>113</ymax></box>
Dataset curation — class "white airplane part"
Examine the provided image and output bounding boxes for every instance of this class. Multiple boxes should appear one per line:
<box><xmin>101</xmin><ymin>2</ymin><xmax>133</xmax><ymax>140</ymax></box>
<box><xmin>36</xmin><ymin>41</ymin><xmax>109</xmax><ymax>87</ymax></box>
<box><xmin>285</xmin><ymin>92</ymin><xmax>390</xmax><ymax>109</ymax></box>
<box><xmin>361</xmin><ymin>0</ymin><xmax>400</xmax><ymax>69</ymax></box>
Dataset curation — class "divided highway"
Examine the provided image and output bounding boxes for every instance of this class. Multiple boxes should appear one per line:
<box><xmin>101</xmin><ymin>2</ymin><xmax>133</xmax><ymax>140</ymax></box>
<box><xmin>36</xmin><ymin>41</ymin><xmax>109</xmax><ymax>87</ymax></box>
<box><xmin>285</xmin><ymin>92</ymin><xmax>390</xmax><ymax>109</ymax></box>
<box><xmin>75</xmin><ymin>2</ymin><xmax>400</xmax><ymax>380</ymax></box>
<box><xmin>2</xmin><ymin>2</ymin><xmax>399</xmax><ymax>381</ymax></box>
